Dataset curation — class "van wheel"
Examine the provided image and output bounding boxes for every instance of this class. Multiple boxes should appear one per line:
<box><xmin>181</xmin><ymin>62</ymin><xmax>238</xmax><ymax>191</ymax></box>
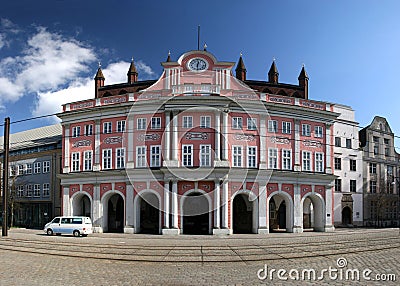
<box><xmin>73</xmin><ymin>230</ymin><xmax>80</xmax><ymax>237</ymax></box>
<box><xmin>46</xmin><ymin>229</ymin><xmax>53</xmax><ymax>236</ymax></box>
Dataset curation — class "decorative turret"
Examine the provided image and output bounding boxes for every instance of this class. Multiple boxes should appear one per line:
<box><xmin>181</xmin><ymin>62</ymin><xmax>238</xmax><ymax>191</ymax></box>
<box><xmin>127</xmin><ymin>57</ymin><xmax>138</xmax><ymax>84</ymax></box>
<box><xmin>235</xmin><ymin>53</ymin><xmax>247</xmax><ymax>81</ymax></box>
<box><xmin>298</xmin><ymin>65</ymin><xmax>309</xmax><ymax>99</ymax></box>
<box><xmin>94</xmin><ymin>63</ymin><xmax>105</xmax><ymax>98</ymax></box>
<box><xmin>268</xmin><ymin>60</ymin><xmax>279</xmax><ymax>84</ymax></box>
<box><xmin>166</xmin><ymin>51</ymin><xmax>171</xmax><ymax>62</ymax></box>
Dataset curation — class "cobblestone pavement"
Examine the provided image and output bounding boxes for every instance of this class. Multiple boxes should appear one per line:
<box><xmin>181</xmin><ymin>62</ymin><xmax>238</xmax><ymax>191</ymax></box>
<box><xmin>0</xmin><ymin>228</ymin><xmax>399</xmax><ymax>285</ymax></box>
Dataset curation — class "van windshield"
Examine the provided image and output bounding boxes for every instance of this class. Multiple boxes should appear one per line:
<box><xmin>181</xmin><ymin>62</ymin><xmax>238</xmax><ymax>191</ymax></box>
<box><xmin>52</xmin><ymin>217</ymin><xmax>60</xmax><ymax>224</ymax></box>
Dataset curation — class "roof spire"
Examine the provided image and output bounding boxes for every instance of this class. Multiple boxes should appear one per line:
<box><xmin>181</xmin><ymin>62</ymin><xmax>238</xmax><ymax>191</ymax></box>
<box><xmin>166</xmin><ymin>51</ymin><xmax>171</xmax><ymax>62</ymax></box>
<box><xmin>235</xmin><ymin>52</ymin><xmax>247</xmax><ymax>81</ymax></box>
<box><xmin>268</xmin><ymin>59</ymin><xmax>279</xmax><ymax>84</ymax></box>
<box><xmin>203</xmin><ymin>43</ymin><xmax>207</xmax><ymax>51</ymax></box>
<box><xmin>298</xmin><ymin>64</ymin><xmax>309</xmax><ymax>99</ymax></box>
<box><xmin>127</xmin><ymin>56</ymin><xmax>138</xmax><ymax>84</ymax></box>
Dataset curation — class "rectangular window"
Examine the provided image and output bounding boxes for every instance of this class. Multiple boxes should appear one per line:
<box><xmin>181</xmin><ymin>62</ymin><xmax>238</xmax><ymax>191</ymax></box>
<box><xmin>282</xmin><ymin>149</ymin><xmax>292</xmax><ymax>170</ymax></box>
<box><xmin>232</xmin><ymin>117</ymin><xmax>243</xmax><ymax>129</ymax></box>
<box><xmin>182</xmin><ymin>145</ymin><xmax>193</xmax><ymax>167</ymax></box>
<box><xmin>369</xmin><ymin>163</ymin><xmax>377</xmax><ymax>174</ymax></box>
<box><xmin>247</xmin><ymin>146</ymin><xmax>257</xmax><ymax>168</ymax></box>
<box><xmin>385</xmin><ymin>148</ymin><xmax>389</xmax><ymax>156</ymax></box>
<box><xmin>247</xmin><ymin>118</ymin><xmax>257</xmax><ymax>130</ymax></box>
<box><xmin>335</xmin><ymin>136</ymin><xmax>341</xmax><ymax>147</ymax></box>
<box><xmin>116</xmin><ymin>148</ymin><xmax>125</xmax><ymax>169</ymax></box>
<box><xmin>200</xmin><ymin>116</ymin><xmax>211</xmax><ymax>128</ymax></box>
<box><xmin>18</xmin><ymin>165</ymin><xmax>24</xmax><ymax>175</ymax></box>
<box><xmin>350</xmin><ymin>159</ymin><xmax>356</xmax><ymax>171</ymax></box>
<box><xmin>268</xmin><ymin>120</ymin><xmax>278</xmax><ymax>133</ymax></box>
<box><xmin>103</xmin><ymin>122</ymin><xmax>112</xmax><ymax>134</ymax></box>
<box><xmin>268</xmin><ymin>148</ymin><xmax>278</xmax><ymax>169</ymax></box>
<box><xmin>150</xmin><ymin>146</ymin><xmax>161</xmax><ymax>167</ymax></box>
<box><xmin>315</xmin><ymin>152</ymin><xmax>324</xmax><ymax>172</ymax></box>
<box><xmin>373</xmin><ymin>136</ymin><xmax>379</xmax><ymax>143</ymax></box>
<box><xmin>136</xmin><ymin>146</ymin><xmax>147</xmax><ymax>168</ymax></box>
<box><xmin>26</xmin><ymin>185</ymin><xmax>33</xmax><ymax>197</ymax></box>
<box><xmin>84</xmin><ymin>124</ymin><xmax>93</xmax><ymax>136</ymax></box>
<box><xmin>350</xmin><ymin>180</ymin><xmax>357</xmax><ymax>192</ymax></box>
<box><xmin>302</xmin><ymin>151</ymin><xmax>311</xmax><ymax>171</ymax></box>
<box><xmin>102</xmin><ymin>149</ymin><xmax>112</xmax><ymax>170</ymax></box>
<box><xmin>346</xmin><ymin>138</ymin><xmax>352</xmax><ymax>149</ymax></box>
<box><xmin>233</xmin><ymin>146</ymin><xmax>243</xmax><ymax>167</ymax></box>
<box><xmin>384</xmin><ymin>138</ymin><xmax>390</xmax><ymax>145</ymax></box>
<box><xmin>10</xmin><ymin>165</ymin><xmax>16</xmax><ymax>176</ymax></box>
<box><xmin>374</xmin><ymin>145</ymin><xmax>379</xmax><ymax>155</ymax></box>
<box><xmin>200</xmin><ymin>145</ymin><xmax>212</xmax><ymax>167</ymax></box>
<box><xmin>137</xmin><ymin>118</ymin><xmax>147</xmax><ymax>130</ymax></box>
<box><xmin>302</xmin><ymin>124</ymin><xmax>311</xmax><ymax>136</ymax></box>
<box><xmin>71</xmin><ymin>153</ymin><xmax>80</xmax><ymax>172</ymax></box>
<box><xmin>72</xmin><ymin>126</ymin><xmax>81</xmax><ymax>138</ymax></box>
<box><xmin>17</xmin><ymin>185</ymin><xmax>24</xmax><ymax>197</ymax></box>
<box><xmin>151</xmin><ymin>117</ymin><xmax>161</xmax><ymax>129</ymax></box>
<box><xmin>84</xmin><ymin>150</ymin><xmax>93</xmax><ymax>171</ymax></box>
<box><xmin>334</xmin><ymin>157</ymin><xmax>341</xmax><ymax>170</ymax></box>
<box><xmin>282</xmin><ymin>122</ymin><xmax>291</xmax><ymax>134</ymax></box>
<box><xmin>387</xmin><ymin>165</ymin><xmax>394</xmax><ymax>176</ymax></box>
<box><xmin>117</xmin><ymin>120</ymin><xmax>126</xmax><ymax>132</ymax></box>
<box><xmin>26</xmin><ymin>163</ymin><xmax>32</xmax><ymax>174</ymax></box>
<box><xmin>335</xmin><ymin>179</ymin><xmax>342</xmax><ymax>192</ymax></box>
<box><xmin>314</xmin><ymin>126</ymin><xmax>323</xmax><ymax>138</ymax></box>
<box><xmin>33</xmin><ymin>184</ymin><xmax>41</xmax><ymax>197</ymax></box>
<box><xmin>370</xmin><ymin>181</ymin><xmax>377</xmax><ymax>193</ymax></box>
<box><xmin>34</xmin><ymin>162</ymin><xmax>41</xmax><ymax>174</ymax></box>
<box><xmin>42</xmin><ymin>161</ymin><xmax>50</xmax><ymax>173</ymax></box>
<box><xmin>43</xmin><ymin>183</ymin><xmax>50</xmax><ymax>197</ymax></box>
<box><xmin>183</xmin><ymin>116</ymin><xmax>193</xmax><ymax>129</ymax></box>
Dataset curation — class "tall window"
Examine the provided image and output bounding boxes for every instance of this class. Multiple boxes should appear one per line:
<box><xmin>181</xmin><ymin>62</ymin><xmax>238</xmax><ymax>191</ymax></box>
<box><xmin>314</xmin><ymin>126</ymin><xmax>323</xmax><ymax>138</ymax></box>
<box><xmin>72</xmin><ymin>126</ymin><xmax>81</xmax><ymax>138</ymax></box>
<box><xmin>369</xmin><ymin>163</ymin><xmax>377</xmax><ymax>174</ymax></box>
<box><xmin>26</xmin><ymin>163</ymin><xmax>32</xmax><ymax>174</ymax></box>
<box><xmin>116</xmin><ymin>148</ymin><xmax>125</xmax><ymax>169</ymax></box>
<box><xmin>182</xmin><ymin>145</ymin><xmax>193</xmax><ymax>167</ymax></box>
<box><xmin>137</xmin><ymin>118</ymin><xmax>147</xmax><ymax>130</ymax></box>
<box><xmin>150</xmin><ymin>146</ymin><xmax>161</xmax><ymax>167</ymax></box>
<box><xmin>315</xmin><ymin>152</ymin><xmax>324</xmax><ymax>172</ymax></box>
<box><xmin>71</xmin><ymin>153</ymin><xmax>80</xmax><ymax>172</ymax></box>
<box><xmin>335</xmin><ymin>137</ymin><xmax>341</xmax><ymax>147</ymax></box>
<box><xmin>232</xmin><ymin>117</ymin><xmax>243</xmax><ymax>129</ymax></box>
<box><xmin>200</xmin><ymin>145</ymin><xmax>212</xmax><ymax>167</ymax></box>
<box><xmin>200</xmin><ymin>116</ymin><xmax>211</xmax><ymax>128</ymax></box>
<box><xmin>350</xmin><ymin>159</ymin><xmax>356</xmax><ymax>171</ymax></box>
<box><xmin>268</xmin><ymin>148</ymin><xmax>278</xmax><ymax>169</ymax></box>
<box><xmin>18</xmin><ymin>165</ymin><xmax>24</xmax><ymax>175</ymax></box>
<box><xmin>136</xmin><ymin>146</ymin><xmax>146</xmax><ymax>167</ymax></box>
<box><xmin>346</xmin><ymin>138</ymin><xmax>352</xmax><ymax>149</ymax></box>
<box><xmin>34</xmin><ymin>162</ymin><xmax>41</xmax><ymax>174</ymax></box>
<box><xmin>302</xmin><ymin>151</ymin><xmax>311</xmax><ymax>171</ymax></box>
<box><xmin>151</xmin><ymin>117</ymin><xmax>161</xmax><ymax>129</ymax></box>
<box><xmin>102</xmin><ymin>149</ymin><xmax>112</xmax><ymax>170</ymax></box>
<box><xmin>43</xmin><ymin>183</ymin><xmax>50</xmax><ymax>197</ymax></box>
<box><xmin>33</xmin><ymin>184</ymin><xmax>41</xmax><ymax>197</ymax></box>
<box><xmin>103</xmin><ymin>122</ymin><xmax>112</xmax><ymax>134</ymax></box>
<box><xmin>370</xmin><ymin>181</ymin><xmax>377</xmax><ymax>193</ymax></box>
<box><xmin>183</xmin><ymin>116</ymin><xmax>193</xmax><ymax>128</ymax></box>
<box><xmin>282</xmin><ymin>122</ymin><xmax>291</xmax><ymax>134</ymax></box>
<box><xmin>334</xmin><ymin>157</ymin><xmax>341</xmax><ymax>170</ymax></box>
<box><xmin>247</xmin><ymin>118</ymin><xmax>257</xmax><ymax>130</ymax></box>
<box><xmin>302</xmin><ymin>124</ymin><xmax>311</xmax><ymax>136</ymax></box>
<box><xmin>17</xmin><ymin>185</ymin><xmax>24</xmax><ymax>197</ymax></box>
<box><xmin>335</xmin><ymin>179</ymin><xmax>342</xmax><ymax>192</ymax></box>
<box><xmin>84</xmin><ymin>150</ymin><xmax>93</xmax><ymax>171</ymax></box>
<box><xmin>117</xmin><ymin>120</ymin><xmax>126</xmax><ymax>132</ymax></box>
<box><xmin>247</xmin><ymin>146</ymin><xmax>257</xmax><ymax>168</ymax></box>
<box><xmin>232</xmin><ymin>146</ymin><xmax>242</xmax><ymax>167</ymax></box>
<box><xmin>42</xmin><ymin>161</ymin><xmax>50</xmax><ymax>173</ymax></box>
<box><xmin>350</xmin><ymin>180</ymin><xmax>357</xmax><ymax>192</ymax></box>
<box><xmin>268</xmin><ymin>120</ymin><xmax>278</xmax><ymax>133</ymax></box>
<box><xmin>282</xmin><ymin>149</ymin><xmax>292</xmax><ymax>170</ymax></box>
<box><xmin>26</xmin><ymin>185</ymin><xmax>33</xmax><ymax>197</ymax></box>
<box><xmin>84</xmin><ymin>124</ymin><xmax>93</xmax><ymax>136</ymax></box>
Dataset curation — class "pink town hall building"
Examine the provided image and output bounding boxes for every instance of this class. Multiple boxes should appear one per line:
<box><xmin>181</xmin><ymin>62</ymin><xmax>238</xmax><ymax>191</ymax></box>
<box><xmin>58</xmin><ymin>50</ymin><xmax>339</xmax><ymax>235</ymax></box>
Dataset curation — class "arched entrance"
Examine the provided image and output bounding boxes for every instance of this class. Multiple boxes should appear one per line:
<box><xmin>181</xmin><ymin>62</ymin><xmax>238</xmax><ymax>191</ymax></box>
<box><xmin>182</xmin><ymin>193</ymin><xmax>210</xmax><ymax>235</ymax></box>
<box><xmin>72</xmin><ymin>193</ymin><xmax>91</xmax><ymax>217</ymax></box>
<box><xmin>342</xmin><ymin>207</ymin><xmax>352</xmax><ymax>226</ymax></box>
<box><xmin>302</xmin><ymin>194</ymin><xmax>325</xmax><ymax>232</ymax></box>
<box><xmin>107</xmin><ymin>194</ymin><xmax>124</xmax><ymax>233</ymax></box>
<box><xmin>233</xmin><ymin>194</ymin><xmax>253</xmax><ymax>233</ymax></box>
<box><xmin>138</xmin><ymin>193</ymin><xmax>160</xmax><ymax>234</ymax></box>
<box><xmin>269</xmin><ymin>194</ymin><xmax>291</xmax><ymax>232</ymax></box>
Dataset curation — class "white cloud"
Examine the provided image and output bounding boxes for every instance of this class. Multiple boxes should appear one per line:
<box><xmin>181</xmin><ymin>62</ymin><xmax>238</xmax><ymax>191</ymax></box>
<box><xmin>0</xmin><ymin>34</ymin><xmax>5</xmax><ymax>49</ymax></box>
<box><xmin>136</xmin><ymin>60</ymin><xmax>155</xmax><ymax>79</ymax></box>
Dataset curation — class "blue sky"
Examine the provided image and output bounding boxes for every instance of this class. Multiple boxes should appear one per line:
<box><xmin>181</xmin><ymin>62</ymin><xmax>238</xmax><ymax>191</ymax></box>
<box><xmin>1</xmin><ymin>0</ymin><xmax>400</xmax><ymax>148</ymax></box>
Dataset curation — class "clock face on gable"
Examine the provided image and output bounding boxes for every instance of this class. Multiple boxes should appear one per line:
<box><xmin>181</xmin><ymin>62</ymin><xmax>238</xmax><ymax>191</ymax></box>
<box><xmin>187</xmin><ymin>57</ymin><xmax>208</xmax><ymax>71</ymax></box>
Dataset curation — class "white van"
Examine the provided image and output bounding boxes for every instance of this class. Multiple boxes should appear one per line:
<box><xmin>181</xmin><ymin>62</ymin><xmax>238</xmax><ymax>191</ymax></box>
<box><xmin>44</xmin><ymin>216</ymin><xmax>93</xmax><ymax>237</ymax></box>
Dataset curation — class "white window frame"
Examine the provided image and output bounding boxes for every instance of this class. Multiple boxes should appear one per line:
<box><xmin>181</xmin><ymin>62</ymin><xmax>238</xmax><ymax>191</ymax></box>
<box><xmin>268</xmin><ymin>120</ymin><xmax>278</xmax><ymax>133</ymax></box>
<box><xmin>33</xmin><ymin>162</ymin><xmax>41</xmax><ymax>174</ymax></box>
<box><xmin>232</xmin><ymin>117</ymin><xmax>243</xmax><ymax>130</ymax></box>
<box><xmin>314</xmin><ymin>126</ymin><xmax>323</xmax><ymax>138</ymax></box>
<box><xmin>302</xmin><ymin>151</ymin><xmax>311</xmax><ymax>171</ymax></box>
<box><xmin>150</xmin><ymin>145</ymin><xmax>161</xmax><ymax>167</ymax></box>
<box><xmin>84</xmin><ymin>124</ymin><xmax>93</xmax><ymax>136</ymax></box>
<box><xmin>72</xmin><ymin>126</ymin><xmax>81</xmax><ymax>138</ymax></box>
<box><xmin>71</xmin><ymin>152</ymin><xmax>80</xmax><ymax>172</ymax></box>
<box><xmin>200</xmin><ymin>144</ymin><xmax>212</xmax><ymax>167</ymax></box>
<box><xmin>183</xmin><ymin>116</ymin><xmax>193</xmax><ymax>129</ymax></box>
<box><xmin>83</xmin><ymin>150</ymin><xmax>93</xmax><ymax>171</ymax></box>
<box><xmin>43</xmin><ymin>183</ymin><xmax>50</xmax><ymax>197</ymax></box>
<box><xmin>137</xmin><ymin>118</ymin><xmax>147</xmax><ymax>130</ymax></box>
<box><xmin>302</xmin><ymin>124</ymin><xmax>311</xmax><ymax>136</ymax></box>
<box><xmin>117</xmin><ymin>120</ymin><xmax>126</xmax><ymax>133</ymax></box>
<box><xmin>282</xmin><ymin>121</ymin><xmax>291</xmax><ymax>134</ymax></box>
<box><xmin>200</xmin><ymin>116</ymin><xmax>211</xmax><ymax>128</ymax></box>
<box><xmin>116</xmin><ymin>148</ymin><xmax>125</xmax><ymax>169</ymax></box>
<box><xmin>103</xmin><ymin>122</ymin><xmax>112</xmax><ymax>134</ymax></box>
<box><xmin>33</xmin><ymin>184</ymin><xmax>41</xmax><ymax>197</ymax></box>
<box><xmin>268</xmin><ymin>148</ymin><xmax>278</xmax><ymax>169</ymax></box>
<box><xmin>42</xmin><ymin>161</ymin><xmax>50</xmax><ymax>173</ymax></box>
<box><xmin>247</xmin><ymin>146</ymin><xmax>257</xmax><ymax>168</ymax></box>
<box><xmin>17</xmin><ymin>185</ymin><xmax>24</xmax><ymax>197</ymax></box>
<box><xmin>151</xmin><ymin>117</ymin><xmax>161</xmax><ymax>129</ymax></box>
<box><xmin>182</xmin><ymin>144</ymin><xmax>193</xmax><ymax>167</ymax></box>
<box><xmin>26</xmin><ymin>184</ymin><xmax>33</xmax><ymax>197</ymax></box>
<box><xmin>102</xmin><ymin>149</ymin><xmax>112</xmax><ymax>170</ymax></box>
<box><xmin>282</xmin><ymin>149</ymin><xmax>292</xmax><ymax>170</ymax></box>
<box><xmin>136</xmin><ymin>146</ymin><xmax>147</xmax><ymax>168</ymax></box>
<box><xmin>315</xmin><ymin>152</ymin><xmax>324</xmax><ymax>173</ymax></box>
<box><xmin>232</xmin><ymin>145</ymin><xmax>243</xmax><ymax>167</ymax></box>
<box><xmin>247</xmin><ymin>118</ymin><xmax>257</xmax><ymax>130</ymax></box>
<box><xmin>25</xmin><ymin>163</ymin><xmax>32</xmax><ymax>174</ymax></box>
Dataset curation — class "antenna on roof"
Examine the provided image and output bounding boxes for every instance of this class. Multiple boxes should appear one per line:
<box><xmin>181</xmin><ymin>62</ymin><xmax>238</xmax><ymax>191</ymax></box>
<box><xmin>197</xmin><ymin>25</ymin><xmax>200</xmax><ymax>50</ymax></box>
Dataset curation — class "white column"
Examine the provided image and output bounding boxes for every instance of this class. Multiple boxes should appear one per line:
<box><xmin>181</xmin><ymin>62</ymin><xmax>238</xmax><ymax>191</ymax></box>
<box><xmin>124</xmin><ymin>184</ymin><xmax>134</xmax><ymax>233</ymax></box>
<box><xmin>214</xmin><ymin>111</ymin><xmax>221</xmax><ymax>162</ymax></box>
<box><xmin>258</xmin><ymin>185</ymin><xmax>268</xmax><ymax>234</ymax></box>
<box><xmin>126</xmin><ymin>115</ymin><xmax>134</xmax><ymax>169</ymax></box>
<box><xmin>214</xmin><ymin>181</ymin><xmax>220</xmax><ymax>228</ymax></box>
<box><xmin>93</xmin><ymin>119</ymin><xmax>101</xmax><ymax>171</ymax></box>
<box><xmin>171</xmin><ymin>181</ymin><xmax>178</xmax><ymax>229</ymax></box>
<box><xmin>293</xmin><ymin>184</ymin><xmax>303</xmax><ymax>233</ymax></box>
<box><xmin>325</xmin><ymin>185</ymin><xmax>335</xmax><ymax>232</ymax></box>
<box><xmin>325</xmin><ymin>123</ymin><xmax>332</xmax><ymax>173</ymax></box>
<box><xmin>294</xmin><ymin>119</ymin><xmax>301</xmax><ymax>171</ymax></box>
<box><xmin>221</xmin><ymin>180</ymin><xmax>229</xmax><ymax>229</ymax></box>
<box><xmin>222</xmin><ymin>111</ymin><xmax>229</xmax><ymax>161</ymax></box>
<box><xmin>164</xmin><ymin>112</ymin><xmax>171</xmax><ymax>162</ymax></box>
<box><xmin>171</xmin><ymin>112</ymin><xmax>179</xmax><ymax>166</ymax></box>
<box><xmin>62</xmin><ymin>186</ymin><xmax>70</xmax><ymax>215</ymax></box>
<box><xmin>164</xmin><ymin>182</ymin><xmax>170</xmax><ymax>228</ymax></box>
<box><xmin>259</xmin><ymin>115</ymin><xmax>267</xmax><ymax>169</ymax></box>
<box><xmin>63</xmin><ymin>124</ymin><xmax>70</xmax><ymax>173</ymax></box>
<box><xmin>92</xmin><ymin>184</ymin><xmax>102</xmax><ymax>233</ymax></box>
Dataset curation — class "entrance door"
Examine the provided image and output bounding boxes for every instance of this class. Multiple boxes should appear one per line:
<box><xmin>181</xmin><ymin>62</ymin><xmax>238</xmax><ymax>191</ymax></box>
<box><xmin>277</xmin><ymin>201</ymin><xmax>286</xmax><ymax>229</ymax></box>
<box><xmin>233</xmin><ymin>194</ymin><xmax>252</xmax><ymax>233</ymax></box>
<box><xmin>140</xmin><ymin>196</ymin><xmax>160</xmax><ymax>234</ymax></box>
<box><xmin>342</xmin><ymin>207</ymin><xmax>352</xmax><ymax>225</ymax></box>
<box><xmin>182</xmin><ymin>193</ymin><xmax>209</xmax><ymax>235</ymax></box>
<box><xmin>107</xmin><ymin>194</ymin><xmax>124</xmax><ymax>233</ymax></box>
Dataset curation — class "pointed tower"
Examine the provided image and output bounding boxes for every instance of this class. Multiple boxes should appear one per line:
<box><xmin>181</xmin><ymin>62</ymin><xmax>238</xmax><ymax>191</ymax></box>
<box><xmin>235</xmin><ymin>53</ymin><xmax>247</xmax><ymax>81</ymax></box>
<box><xmin>166</xmin><ymin>51</ymin><xmax>171</xmax><ymax>62</ymax></box>
<box><xmin>268</xmin><ymin>60</ymin><xmax>279</xmax><ymax>84</ymax></box>
<box><xmin>298</xmin><ymin>65</ymin><xmax>309</xmax><ymax>99</ymax></box>
<box><xmin>127</xmin><ymin>57</ymin><xmax>138</xmax><ymax>84</ymax></box>
<box><xmin>94</xmin><ymin>63</ymin><xmax>105</xmax><ymax>98</ymax></box>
